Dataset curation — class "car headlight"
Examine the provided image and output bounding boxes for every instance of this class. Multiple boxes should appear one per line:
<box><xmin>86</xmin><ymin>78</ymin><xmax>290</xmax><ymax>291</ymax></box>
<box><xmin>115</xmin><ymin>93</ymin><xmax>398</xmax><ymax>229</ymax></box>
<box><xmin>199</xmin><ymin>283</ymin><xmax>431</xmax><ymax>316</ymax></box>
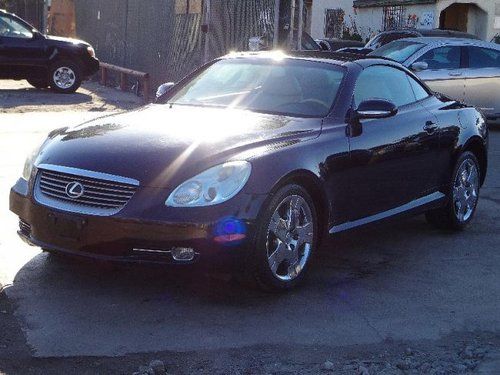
<box><xmin>23</xmin><ymin>149</ymin><xmax>38</xmax><ymax>181</ymax></box>
<box><xmin>87</xmin><ymin>46</ymin><xmax>96</xmax><ymax>58</ymax></box>
<box><xmin>165</xmin><ymin>161</ymin><xmax>251</xmax><ymax>207</ymax></box>
<box><xmin>22</xmin><ymin>147</ymin><xmax>40</xmax><ymax>181</ymax></box>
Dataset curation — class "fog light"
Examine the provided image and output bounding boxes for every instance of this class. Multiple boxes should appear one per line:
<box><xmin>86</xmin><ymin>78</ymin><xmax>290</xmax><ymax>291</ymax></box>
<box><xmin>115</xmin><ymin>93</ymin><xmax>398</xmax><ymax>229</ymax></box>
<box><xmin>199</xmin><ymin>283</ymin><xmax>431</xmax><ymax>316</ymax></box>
<box><xmin>171</xmin><ymin>247</ymin><xmax>195</xmax><ymax>261</ymax></box>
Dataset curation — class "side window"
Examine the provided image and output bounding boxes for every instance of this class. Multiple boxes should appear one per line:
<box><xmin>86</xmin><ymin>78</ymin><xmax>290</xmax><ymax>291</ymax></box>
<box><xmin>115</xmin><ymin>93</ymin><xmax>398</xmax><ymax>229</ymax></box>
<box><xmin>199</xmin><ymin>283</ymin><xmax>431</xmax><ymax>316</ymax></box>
<box><xmin>467</xmin><ymin>46</ymin><xmax>500</xmax><ymax>68</ymax></box>
<box><xmin>0</xmin><ymin>15</ymin><xmax>33</xmax><ymax>39</ymax></box>
<box><xmin>407</xmin><ymin>75</ymin><xmax>430</xmax><ymax>101</ymax></box>
<box><xmin>354</xmin><ymin>66</ymin><xmax>417</xmax><ymax>108</ymax></box>
<box><xmin>416</xmin><ymin>46</ymin><xmax>461</xmax><ymax>70</ymax></box>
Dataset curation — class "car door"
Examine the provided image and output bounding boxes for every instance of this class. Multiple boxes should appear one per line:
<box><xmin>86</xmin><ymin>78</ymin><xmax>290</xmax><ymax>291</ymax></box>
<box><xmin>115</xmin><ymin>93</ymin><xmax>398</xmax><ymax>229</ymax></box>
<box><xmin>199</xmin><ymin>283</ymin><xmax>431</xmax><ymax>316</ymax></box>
<box><xmin>413</xmin><ymin>45</ymin><xmax>466</xmax><ymax>102</ymax></box>
<box><xmin>463</xmin><ymin>46</ymin><xmax>500</xmax><ymax>118</ymax></box>
<box><xmin>346</xmin><ymin>65</ymin><xmax>441</xmax><ymax>221</ymax></box>
<box><xmin>0</xmin><ymin>13</ymin><xmax>45</xmax><ymax>79</ymax></box>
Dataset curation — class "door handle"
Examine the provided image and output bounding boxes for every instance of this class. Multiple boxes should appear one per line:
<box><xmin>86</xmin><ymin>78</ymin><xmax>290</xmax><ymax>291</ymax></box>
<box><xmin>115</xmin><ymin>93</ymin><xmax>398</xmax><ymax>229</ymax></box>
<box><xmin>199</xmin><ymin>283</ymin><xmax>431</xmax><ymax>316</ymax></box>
<box><xmin>448</xmin><ymin>72</ymin><xmax>462</xmax><ymax>77</ymax></box>
<box><xmin>423</xmin><ymin>121</ymin><xmax>438</xmax><ymax>134</ymax></box>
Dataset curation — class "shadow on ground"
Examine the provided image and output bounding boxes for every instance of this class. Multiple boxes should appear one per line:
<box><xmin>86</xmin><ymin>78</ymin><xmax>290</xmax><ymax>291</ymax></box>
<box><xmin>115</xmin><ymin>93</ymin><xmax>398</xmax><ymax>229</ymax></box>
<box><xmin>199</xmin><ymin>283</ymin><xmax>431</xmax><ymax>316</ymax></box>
<box><xmin>0</xmin><ymin>80</ymin><xmax>143</xmax><ymax>112</ymax></box>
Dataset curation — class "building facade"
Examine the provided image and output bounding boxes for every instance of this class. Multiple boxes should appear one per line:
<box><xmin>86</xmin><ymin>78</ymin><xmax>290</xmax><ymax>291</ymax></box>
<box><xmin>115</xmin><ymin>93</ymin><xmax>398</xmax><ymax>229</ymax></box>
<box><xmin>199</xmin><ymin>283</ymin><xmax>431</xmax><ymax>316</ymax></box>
<box><xmin>311</xmin><ymin>0</ymin><xmax>500</xmax><ymax>42</ymax></box>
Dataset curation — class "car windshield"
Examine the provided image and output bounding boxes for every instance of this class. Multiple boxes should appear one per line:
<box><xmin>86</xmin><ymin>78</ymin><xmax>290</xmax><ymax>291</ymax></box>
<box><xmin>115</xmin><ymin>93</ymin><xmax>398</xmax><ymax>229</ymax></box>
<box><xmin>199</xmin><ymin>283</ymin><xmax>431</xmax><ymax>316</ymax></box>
<box><xmin>369</xmin><ymin>41</ymin><xmax>425</xmax><ymax>63</ymax></box>
<box><xmin>167</xmin><ymin>58</ymin><xmax>345</xmax><ymax>117</ymax></box>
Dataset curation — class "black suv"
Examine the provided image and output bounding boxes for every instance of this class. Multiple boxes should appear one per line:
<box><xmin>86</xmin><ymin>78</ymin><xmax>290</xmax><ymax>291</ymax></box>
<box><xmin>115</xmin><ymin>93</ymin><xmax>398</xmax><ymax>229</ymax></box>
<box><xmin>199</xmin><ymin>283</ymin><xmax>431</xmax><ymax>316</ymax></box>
<box><xmin>0</xmin><ymin>9</ymin><xmax>99</xmax><ymax>93</ymax></box>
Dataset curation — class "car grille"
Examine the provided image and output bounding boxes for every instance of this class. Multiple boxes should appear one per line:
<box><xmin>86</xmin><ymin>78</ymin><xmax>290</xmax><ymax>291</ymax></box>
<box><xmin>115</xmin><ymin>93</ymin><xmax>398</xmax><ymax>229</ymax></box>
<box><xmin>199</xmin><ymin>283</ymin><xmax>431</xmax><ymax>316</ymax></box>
<box><xmin>19</xmin><ymin>219</ymin><xmax>32</xmax><ymax>237</ymax></box>
<box><xmin>36</xmin><ymin>168</ymin><xmax>137</xmax><ymax>213</ymax></box>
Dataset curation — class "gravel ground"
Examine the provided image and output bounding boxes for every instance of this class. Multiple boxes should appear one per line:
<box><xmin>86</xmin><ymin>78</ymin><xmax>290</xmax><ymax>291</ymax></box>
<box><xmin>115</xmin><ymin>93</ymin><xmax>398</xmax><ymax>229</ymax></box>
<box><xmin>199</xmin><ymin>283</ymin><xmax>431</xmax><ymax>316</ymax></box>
<box><xmin>0</xmin><ymin>80</ymin><xmax>143</xmax><ymax>113</ymax></box>
<box><xmin>0</xmin><ymin>288</ymin><xmax>499</xmax><ymax>375</ymax></box>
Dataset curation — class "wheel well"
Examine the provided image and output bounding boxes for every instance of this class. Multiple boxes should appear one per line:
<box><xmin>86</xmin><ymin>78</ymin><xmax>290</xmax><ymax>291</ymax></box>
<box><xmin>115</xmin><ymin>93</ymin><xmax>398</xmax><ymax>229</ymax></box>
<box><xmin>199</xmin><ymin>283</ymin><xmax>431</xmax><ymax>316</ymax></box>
<box><xmin>271</xmin><ymin>170</ymin><xmax>329</xmax><ymax>244</ymax></box>
<box><xmin>463</xmin><ymin>138</ymin><xmax>487</xmax><ymax>186</ymax></box>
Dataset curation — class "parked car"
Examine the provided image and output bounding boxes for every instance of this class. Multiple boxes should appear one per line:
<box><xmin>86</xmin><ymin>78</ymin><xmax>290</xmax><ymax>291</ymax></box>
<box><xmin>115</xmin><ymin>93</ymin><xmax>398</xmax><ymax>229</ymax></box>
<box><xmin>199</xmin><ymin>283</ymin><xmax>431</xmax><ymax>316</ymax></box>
<box><xmin>339</xmin><ymin>28</ymin><xmax>479</xmax><ymax>55</ymax></box>
<box><xmin>10</xmin><ymin>51</ymin><xmax>488</xmax><ymax>290</ymax></box>
<box><xmin>370</xmin><ymin>37</ymin><xmax>500</xmax><ymax>122</ymax></box>
<box><xmin>0</xmin><ymin>9</ymin><xmax>99</xmax><ymax>93</ymax></box>
<box><xmin>315</xmin><ymin>38</ymin><xmax>364</xmax><ymax>52</ymax></box>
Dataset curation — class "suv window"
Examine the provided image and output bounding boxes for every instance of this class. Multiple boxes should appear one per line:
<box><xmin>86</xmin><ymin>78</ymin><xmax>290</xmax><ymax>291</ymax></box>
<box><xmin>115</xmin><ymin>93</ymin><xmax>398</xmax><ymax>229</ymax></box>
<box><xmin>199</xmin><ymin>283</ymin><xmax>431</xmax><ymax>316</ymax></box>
<box><xmin>0</xmin><ymin>15</ymin><xmax>33</xmax><ymax>39</ymax></box>
<box><xmin>467</xmin><ymin>46</ymin><xmax>500</xmax><ymax>68</ymax></box>
<box><xmin>416</xmin><ymin>46</ymin><xmax>461</xmax><ymax>70</ymax></box>
<box><xmin>354</xmin><ymin>65</ymin><xmax>418</xmax><ymax>107</ymax></box>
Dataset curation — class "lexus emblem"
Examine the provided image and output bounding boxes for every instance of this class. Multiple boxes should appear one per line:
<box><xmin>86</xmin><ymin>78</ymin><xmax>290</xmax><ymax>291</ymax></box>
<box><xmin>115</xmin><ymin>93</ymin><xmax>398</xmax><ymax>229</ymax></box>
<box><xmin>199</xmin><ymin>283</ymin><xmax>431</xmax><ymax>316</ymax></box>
<box><xmin>65</xmin><ymin>181</ymin><xmax>84</xmax><ymax>199</ymax></box>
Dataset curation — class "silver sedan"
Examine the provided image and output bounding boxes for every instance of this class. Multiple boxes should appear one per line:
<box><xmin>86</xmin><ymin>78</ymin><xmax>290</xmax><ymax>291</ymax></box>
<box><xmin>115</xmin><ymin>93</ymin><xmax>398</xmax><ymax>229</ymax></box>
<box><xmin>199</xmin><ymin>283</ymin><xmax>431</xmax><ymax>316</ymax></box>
<box><xmin>370</xmin><ymin>37</ymin><xmax>500</xmax><ymax>122</ymax></box>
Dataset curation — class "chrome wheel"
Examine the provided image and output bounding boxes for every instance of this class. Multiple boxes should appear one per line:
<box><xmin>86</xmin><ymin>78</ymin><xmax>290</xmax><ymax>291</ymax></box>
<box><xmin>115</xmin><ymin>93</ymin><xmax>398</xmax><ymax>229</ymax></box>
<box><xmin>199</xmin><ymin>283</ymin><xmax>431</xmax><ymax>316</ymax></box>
<box><xmin>53</xmin><ymin>67</ymin><xmax>76</xmax><ymax>89</ymax></box>
<box><xmin>266</xmin><ymin>195</ymin><xmax>314</xmax><ymax>281</ymax></box>
<box><xmin>453</xmin><ymin>158</ymin><xmax>479</xmax><ymax>223</ymax></box>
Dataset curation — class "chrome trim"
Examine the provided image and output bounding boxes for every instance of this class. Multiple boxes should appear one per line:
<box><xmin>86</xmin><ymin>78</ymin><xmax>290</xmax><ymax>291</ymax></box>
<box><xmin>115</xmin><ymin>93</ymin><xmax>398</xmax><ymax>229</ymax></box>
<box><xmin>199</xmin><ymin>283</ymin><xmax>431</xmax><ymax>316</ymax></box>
<box><xmin>133</xmin><ymin>248</ymin><xmax>172</xmax><ymax>254</ymax></box>
<box><xmin>36</xmin><ymin>164</ymin><xmax>140</xmax><ymax>186</ymax></box>
<box><xmin>330</xmin><ymin>192</ymin><xmax>445</xmax><ymax>234</ymax></box>
<box><xmin>34</xmin><ymin>165</ymin><xmax>138</xmax><ymax>217</ymax></box>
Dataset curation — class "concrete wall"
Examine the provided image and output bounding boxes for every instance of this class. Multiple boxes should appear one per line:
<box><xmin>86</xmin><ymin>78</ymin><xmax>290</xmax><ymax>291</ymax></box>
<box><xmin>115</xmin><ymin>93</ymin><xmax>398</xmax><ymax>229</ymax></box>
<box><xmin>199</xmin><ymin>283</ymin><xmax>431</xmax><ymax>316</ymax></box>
<box><xmin>436</xmin><ymin>0</ymin><xmax>499</xmax><ymax>40</ymax></box>
<box><xmin>311</xmin><ymin>1</ymin><xmax>435</xmax><ymax>41</ymax></box>
<box><xmin>312</xmin><ymin>0</ymin><xmax>500</xmax><ymax>42</ymax></box>
<box><xmin>310</xmin><ymin>0</ymin><xmax>354</xmax><ymax>39</ymax></box>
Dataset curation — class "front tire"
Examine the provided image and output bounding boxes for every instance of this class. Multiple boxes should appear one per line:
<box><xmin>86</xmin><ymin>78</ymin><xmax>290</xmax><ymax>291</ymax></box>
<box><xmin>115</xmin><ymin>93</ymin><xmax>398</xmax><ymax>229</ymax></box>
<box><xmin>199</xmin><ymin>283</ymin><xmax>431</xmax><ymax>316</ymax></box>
<box><xmin>426</xmin><ymin>151</ymin><xmax>480</xmax><ymax>230</ymax></box>
<box><xmin>49</xmin><ymin>60</ymin><xmax>82</xmax><ymax>93</ymax></box>
<box><xmin>249</xmin><ymin>184</ymin><xmax>318</xmax><ymax>291</ymax></box>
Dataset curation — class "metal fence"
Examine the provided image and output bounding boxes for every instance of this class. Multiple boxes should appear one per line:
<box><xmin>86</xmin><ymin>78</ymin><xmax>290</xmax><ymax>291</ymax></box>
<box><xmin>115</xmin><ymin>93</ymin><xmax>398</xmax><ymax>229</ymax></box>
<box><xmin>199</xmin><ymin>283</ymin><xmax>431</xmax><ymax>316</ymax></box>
<box><xmin>2</xmin><ymin>0</ymin><xmax>44</xmax><ymax>29</ymax></box>
<box><xmin>74</xmin><ymin>0</ymin><xmax>277</xmax><ymax>90</ymax></box>
<box><xmin>382</xmin><ymin>5</ymin><xmax>406</xmax><ymax>31</ymax></box>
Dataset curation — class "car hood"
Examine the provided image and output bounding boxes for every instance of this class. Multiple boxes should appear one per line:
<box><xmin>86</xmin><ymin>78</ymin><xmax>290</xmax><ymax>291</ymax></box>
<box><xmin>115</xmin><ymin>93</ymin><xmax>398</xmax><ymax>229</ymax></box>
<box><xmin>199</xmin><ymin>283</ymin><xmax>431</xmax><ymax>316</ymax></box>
<box><xmin>36</xmin><ymin>105</ymin><xmax>322</xmax><ymax>188</ymax></box>
<box><xmin>45</xmin><ymin>35</ymin><xmax>90</xmax><ymax>47</ymax></box>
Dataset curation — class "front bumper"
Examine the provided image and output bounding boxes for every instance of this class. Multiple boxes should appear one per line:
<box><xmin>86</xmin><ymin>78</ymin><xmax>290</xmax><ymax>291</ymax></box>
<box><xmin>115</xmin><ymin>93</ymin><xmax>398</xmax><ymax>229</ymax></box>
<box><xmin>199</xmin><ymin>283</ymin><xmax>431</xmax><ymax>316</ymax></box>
<box><xmin>9</xmin><ymin>178</ymin><xmax>267</xmax><ymax>267</ymax></box>
<box><xmin>83</xmin><ymin>57</ymin><xmax>100</xmax><ymax>78</ymax></box>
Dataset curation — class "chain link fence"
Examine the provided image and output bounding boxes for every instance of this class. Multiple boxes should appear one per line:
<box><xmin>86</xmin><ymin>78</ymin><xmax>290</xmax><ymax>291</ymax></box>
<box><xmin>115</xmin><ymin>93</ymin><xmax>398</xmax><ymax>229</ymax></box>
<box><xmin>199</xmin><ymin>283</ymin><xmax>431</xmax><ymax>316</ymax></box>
<box><xmin>74</xmin><ymin>0</ymin><xmax>277</xmax><ymax>91</ymax></box>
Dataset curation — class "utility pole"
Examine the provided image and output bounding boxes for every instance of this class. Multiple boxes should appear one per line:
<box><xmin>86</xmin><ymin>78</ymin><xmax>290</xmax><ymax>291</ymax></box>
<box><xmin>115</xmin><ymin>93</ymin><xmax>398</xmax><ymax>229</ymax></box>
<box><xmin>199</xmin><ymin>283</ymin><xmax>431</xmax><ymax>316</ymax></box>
<box><xmin>273</xmin><ymin>0</ymin><xmax>280</xmax><ymax>48</ymax></box>
<box><xmin>203</xmin><ymin>0</ymin><xmax>211</xmax><ymax>63</ymax></box>
<box><xmin>297</xmin><ymin>0</ymin><xmax>304</xmax><ymax>50</ymax></box>
<box><xmin>41</xmin><ymin>0</ymin><xmax>50</xmax><ymax>34</ymax></box>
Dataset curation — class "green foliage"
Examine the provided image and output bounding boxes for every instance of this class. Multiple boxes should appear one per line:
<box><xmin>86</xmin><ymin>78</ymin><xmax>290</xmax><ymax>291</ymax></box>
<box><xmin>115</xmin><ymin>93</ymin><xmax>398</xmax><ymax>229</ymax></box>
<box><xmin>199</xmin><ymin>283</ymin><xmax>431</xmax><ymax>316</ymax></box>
<box><xmin>342</xmin><ymin>27</ymin><xmax>362</xmax><ymax>42</ymax></box>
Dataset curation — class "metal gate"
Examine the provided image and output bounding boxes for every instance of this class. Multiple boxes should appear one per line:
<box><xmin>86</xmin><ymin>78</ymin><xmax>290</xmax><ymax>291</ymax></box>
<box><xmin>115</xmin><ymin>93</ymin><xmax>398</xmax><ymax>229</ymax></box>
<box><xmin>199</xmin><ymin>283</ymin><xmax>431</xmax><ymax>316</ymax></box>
<box><xmin>383</xmin><ymin>5</ymin><xmax>406</xmax><ymax>31</ymax></box>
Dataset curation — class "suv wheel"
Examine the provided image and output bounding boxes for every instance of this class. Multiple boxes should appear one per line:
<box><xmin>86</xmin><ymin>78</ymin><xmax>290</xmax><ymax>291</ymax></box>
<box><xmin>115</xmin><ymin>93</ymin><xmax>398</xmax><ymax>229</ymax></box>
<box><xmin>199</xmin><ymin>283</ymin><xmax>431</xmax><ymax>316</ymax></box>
<box><xmin>49</xmin><ymin>60</ymin><xmax>82</xmax><ymax>93</ymax></box>
<box><xmin>426</xmin><ymin>151</ymin><xmax>481</xmax><ymax>230</ymax></box>
<box><xmin>249</xmin><ymin>184</ymin><xmax>318</xmax><ymax>291</ymax></box>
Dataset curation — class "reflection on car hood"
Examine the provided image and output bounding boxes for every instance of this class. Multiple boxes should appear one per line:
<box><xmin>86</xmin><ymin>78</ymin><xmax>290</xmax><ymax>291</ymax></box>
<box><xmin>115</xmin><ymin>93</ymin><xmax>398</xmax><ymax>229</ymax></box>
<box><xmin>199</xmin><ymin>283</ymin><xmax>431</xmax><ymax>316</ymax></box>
<box><xmin>45</xmin><ymin>35</ymin><xmax>90</xmax><ymax>47</ymax></box>
<box><xmin>37</xmin><ymin>105</ymin><xmax>321</xmax><ymax>188</ymax></box>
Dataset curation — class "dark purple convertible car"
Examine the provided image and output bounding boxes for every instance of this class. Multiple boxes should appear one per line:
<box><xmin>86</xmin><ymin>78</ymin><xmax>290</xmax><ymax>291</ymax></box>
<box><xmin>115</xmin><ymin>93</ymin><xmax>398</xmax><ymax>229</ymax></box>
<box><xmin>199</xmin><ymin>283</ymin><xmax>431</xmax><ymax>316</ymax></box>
<box><xmin>10</xmin><ymin>51</ymin><xmax>488</xmax><ymax>290</ymax></box>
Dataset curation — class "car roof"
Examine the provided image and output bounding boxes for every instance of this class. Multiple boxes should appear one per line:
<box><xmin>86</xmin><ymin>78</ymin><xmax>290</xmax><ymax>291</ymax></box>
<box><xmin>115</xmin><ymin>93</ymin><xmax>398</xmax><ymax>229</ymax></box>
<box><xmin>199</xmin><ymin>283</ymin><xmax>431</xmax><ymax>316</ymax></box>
<box><xmin>223</xmin><ymin>50</ymin><xmax>402</xmax><ymax>69</ymax></box>
<box><xmin>398</xmin><ymin>37</ymin><xmax>500</xmax><ymax>49</ymax></box>
<box><xmin>378</xmin><ymin>28</ymin><xmax>478</xmax><ymax>39</ymax></box>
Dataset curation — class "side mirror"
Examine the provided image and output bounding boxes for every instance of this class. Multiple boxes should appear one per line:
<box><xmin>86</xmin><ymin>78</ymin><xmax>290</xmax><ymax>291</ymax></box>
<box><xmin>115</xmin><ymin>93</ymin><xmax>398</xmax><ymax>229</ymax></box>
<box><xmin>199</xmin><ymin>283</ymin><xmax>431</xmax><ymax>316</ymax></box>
<box><xmin>31</xmin><ymin>30</ymin><xmax>41</xmax><ymax>39</ymax></box>
<box><xmin>411</xmin><ymin>61</ymin><xmax>428</xmax><ymax>72</ymax></box>
<box><xmin>318</xmin><ymin>41</ymin><xmax>329</xmax><ymax>51</ymax></box>
<box><xmin>355</xmin><ymin>99</ymin><xmax>398</xmax><ymax>120</ymax></box>
<box><xmin>156</xmin><ymin>82</ymin><xmax>175</xmax><ymax>100</ymax></box>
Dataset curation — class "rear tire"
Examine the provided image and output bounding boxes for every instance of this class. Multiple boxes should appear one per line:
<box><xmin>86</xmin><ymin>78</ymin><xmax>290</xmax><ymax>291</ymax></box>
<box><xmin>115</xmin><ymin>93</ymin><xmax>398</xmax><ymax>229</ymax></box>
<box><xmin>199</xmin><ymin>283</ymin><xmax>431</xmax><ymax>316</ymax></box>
<box><xmin>27</xmin><ymin>78</ymin><xmax>48</xmax><ymax>89</ymax></box>
<box><xmin>426</xmin><ymin>151</ymin><xmax>480</xmax><ymax>231</ymax></box>
<box><xmin>49</xmin><ymin>60</ymin><xmax>82</xmax><ymax>93</ymax></box>
<box><xmin>247</xmin><ymin>184</ymin><xmax>318</xmax><ymax>291</ymax></box>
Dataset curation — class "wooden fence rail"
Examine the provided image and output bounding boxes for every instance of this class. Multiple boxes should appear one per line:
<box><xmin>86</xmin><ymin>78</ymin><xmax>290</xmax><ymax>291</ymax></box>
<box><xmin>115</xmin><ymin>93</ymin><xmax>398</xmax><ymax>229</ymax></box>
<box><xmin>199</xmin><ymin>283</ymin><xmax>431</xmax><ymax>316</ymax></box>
<box><xmin>99</xmin><ymin>62</ymin><xmax>151</xmax><ymax>103</ymax></box>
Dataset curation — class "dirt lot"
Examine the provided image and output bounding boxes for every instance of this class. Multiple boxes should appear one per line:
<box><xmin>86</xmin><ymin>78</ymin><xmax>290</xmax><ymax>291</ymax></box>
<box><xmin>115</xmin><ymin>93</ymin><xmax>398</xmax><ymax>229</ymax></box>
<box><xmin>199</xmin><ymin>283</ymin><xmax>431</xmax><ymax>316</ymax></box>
<box><xmin>0</xmin><ymin>82</ymin><xmax>499</xmax><ymax>374</ymax></box>
<box><xmin>0</xmin><ymin>80</ymin><xmax>143</xmax><ymax>113</ymax></box>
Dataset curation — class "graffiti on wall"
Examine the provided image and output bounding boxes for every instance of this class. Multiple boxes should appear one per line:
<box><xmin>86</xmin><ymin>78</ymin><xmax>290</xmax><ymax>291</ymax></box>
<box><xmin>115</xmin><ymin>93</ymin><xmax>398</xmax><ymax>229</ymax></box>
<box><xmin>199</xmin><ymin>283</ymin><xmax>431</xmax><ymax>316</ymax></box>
<box><xmin>419</xmin><ymin>11</ymin><xmax>434</xmax><ymax>29</ymax></box>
